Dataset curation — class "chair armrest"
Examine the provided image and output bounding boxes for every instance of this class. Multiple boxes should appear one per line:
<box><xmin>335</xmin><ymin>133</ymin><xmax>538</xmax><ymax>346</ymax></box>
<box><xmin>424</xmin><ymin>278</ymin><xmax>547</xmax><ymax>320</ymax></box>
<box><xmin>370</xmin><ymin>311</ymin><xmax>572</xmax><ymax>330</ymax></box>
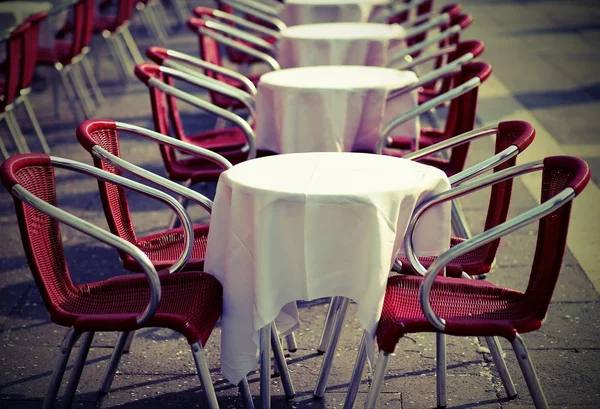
<box><xmin>391</xmin><ymin>45</ymin><xmax>457</xmax><ymax>71</ymax></box>
<box><xmin>12</xmin><ymin>156</ymin><xmax>196</xmax><ymax>325</ymax></box>
<box><xmin>221</xmin><ymin>0</ymin><xmax>287</xmax><ymax>31</ymax></box>
<box><xmin>196</xmin><ymin>24</ymin><xmax>281</xmax><ymax>71</ymax></box>
<box><xmin>224</xmin><ymin>0</ymin><xmax>282</xmax><ymax>17</ymax></box>
<box><xmin>147</xmin><ymin>47</ymin><xmax>257</xmax><ymax>96</ymax></box>
<box><xmin>371</xmin><ymin>0</ymin><xmax>429</xmax><ymax>24</ymax></box>
<box><xmin>388</xmin><ymin>23</ymin><xmax>463</xmax><ymax>66</ymax></box>
<box><xmin>403</xmin><ymin>12</ymin><xmax>451</xmax><ymax>39</ymax></box>
<box><xmin>212</xmin><ymin>8</ymin><xmax>281</xmax><ymax>39</ymax></box>
<box><xmin>203</xmin><ymin>19</ymin><xmax>276</xmax><ymax>54</ymax></box>
<box><xmin>378</xmin><ymin>76</ymin><xmax>482</xmax><ymax>153</ymax></box>
<box><xmin>402</xmin><ymin>160</ymin><xmax>580</xmax><ymax>331</ymax></box>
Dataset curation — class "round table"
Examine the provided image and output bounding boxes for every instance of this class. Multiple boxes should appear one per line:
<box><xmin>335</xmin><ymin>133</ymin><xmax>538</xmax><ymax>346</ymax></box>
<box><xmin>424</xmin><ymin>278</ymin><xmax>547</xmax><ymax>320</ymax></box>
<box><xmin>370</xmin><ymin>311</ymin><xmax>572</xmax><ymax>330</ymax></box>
<box><xmin>204</xmin><ymin>151</ymin><xmax>451</xmax><ymax>385</ymax></box>
<box><xmin>277</xmin><ymin>22</ymin><xmax>406</xmax><ymax>68</ymax></box>
<box><xmin>280</xmin><ymin>0</ymin><xmax>390</xmax><ymax>26</ymax></box>
<box><xmin>256</xmin><ymin>65</ymin><xmax>420</xmax><ymax>154</ymax></box>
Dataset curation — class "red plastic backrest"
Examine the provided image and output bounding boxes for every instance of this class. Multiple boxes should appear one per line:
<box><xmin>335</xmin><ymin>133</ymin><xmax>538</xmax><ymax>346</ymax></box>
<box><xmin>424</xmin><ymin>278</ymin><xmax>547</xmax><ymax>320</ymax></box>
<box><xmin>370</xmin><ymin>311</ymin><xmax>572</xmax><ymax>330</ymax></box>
<box><xmin>526</xmin><ymin>156</ymin><xmax>589</xmax><ymax>318</ymax></box>
<box><xmin>80</xmin><ymin>0</ymin><xmax>95</xmax><ymax>49</ymax></box>
<box><xmin>442</xmin><ymin>61</ymin><xmax>492</xmax><ymax>174</ymax></box>
<box><xmin>76</xmin><ymin>120</ymin><xmax>138</xmax><ymax>250</ymax></box>
<box><xmin>21</xmin><ymin>13</ymin><xmax>46</xmax><ymax>92</ymax></box>
<box><xmin>426</xmin><ymin>40</ymin><xmax>485</xmax><ymax>96</ymax></box>
<box><xmin>115</xmin><ymin>0</ymin><xmax>135</xmax><ymax>26</ymax></box>
<box><xmin>187</xmin><ymin>17</ymin><xmax>223</xmax><ymax>78</ymax></box>
<box><xmin>0</xmin><ymin>154</ymin><xmax>75</xmax><ymax>316</ymax></box>
<box><xmin>1</xmin><ymin>22</ymin><xmax>29</xmax><ymax>109</ymax></box>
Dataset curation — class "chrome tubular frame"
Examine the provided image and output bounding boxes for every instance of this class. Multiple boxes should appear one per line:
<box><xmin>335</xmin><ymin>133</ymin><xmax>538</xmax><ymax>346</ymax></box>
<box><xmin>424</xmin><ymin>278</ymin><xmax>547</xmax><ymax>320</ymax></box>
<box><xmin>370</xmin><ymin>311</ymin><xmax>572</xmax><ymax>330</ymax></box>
<box><xmin>387</xmin><ymin>52</ymin><xmax>473</xmax><ymax>98</ymax></box>
<box><xmin>403</xmin><ymin>161</ymin><xmax>577</xmax><ymax>331</ymax></box>
<box><xmin>388</xmin><ymin>24</ymin><xmax>462</xmax><ymax>66</ymax></box>
<box><xmin>221</xmin><ymin>0</ymin><xmax>287</xmax><ymax>31</ymax></box>
<box><xmin>403</xmin><ymin>12</ymin><xmax>451</xmax><ymax>39</ymax></box>
<box><xmin>161</xmin><ymin>50</ymin><xmax>258</xmax><ymax>96</ymax></box>
<box><xmin>394</xmin><ymin>44</ymin><xmax>457</xmax><ymax>71</ymax></box>
<box><xmin>158</xmin><ymin>65</ymin><xmax>257</xmax><ymax>118</ymax></box>
<box><xmin>226</xmin><ymin>0</ymin><xmax>282</xmax><ymax>17</ymax></box>
<box><xmin>211</xmin><ymin>9</ymin><xmax>281</xmax><ymax>39</ymax></box>
<box><xmin>378</xmin><ymin>77</ymin><xmax>482</xmax><ymax>153</ymax></box>
<box><xmin>147</xmin><ymin>77</ymin><xmax>257</xmax><ymax>159</ymax></box>
<box><xmin>197</xmin><ymin>26</ymin><xmax>281</xmax><ymax>71</ymax></box>
<box><xmin>373</xmin><ymin>0</ymin><xmax>430</xmax><ymax>23</ymax></box>
<box><xmin>203</xmin><ymin>19</ymin><xmax>276</xmax><ymax>53</ymax></box>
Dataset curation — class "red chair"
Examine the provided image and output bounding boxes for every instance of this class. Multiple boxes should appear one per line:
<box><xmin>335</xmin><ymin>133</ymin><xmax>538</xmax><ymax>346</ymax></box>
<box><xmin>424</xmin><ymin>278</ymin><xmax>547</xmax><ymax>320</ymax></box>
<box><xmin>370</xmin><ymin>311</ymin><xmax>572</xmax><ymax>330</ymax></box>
<box><xmin>38</xmin><ymin>0</ymin><xmax>97</xmax><ymax>121</ymax></box>
<box><xmin>217</xmin><ymin>0</ymin><xmax>286</xmax><ymax>32</ymax></box>
<box><xmin>345</xmin><ymin>155</ymin><xmax>591</xmax><ymax>409</ymax></box>
<box><xmin>314</xmin><ymin>120</ymin><xmax>534</xmax><ymax>400</ymax></box>
<box><xmin>134</xmin><ymin>63</ymin><xmax>274</xmax><ymax>185</ymax></box>
<box><xmin>0</xmin><ymin>153</ymin><xmax>230</xmax><ymax>409</ymax></box>
<box><xmin>193</xmin><ymin>5</ymin><xmax>280</xmax><ymax>67</ymax></box>
<box><xmin>186</xmin><ymin>16</ymin><xmax>279</xmax><ymax>109</ymax></box>
<box><xmin>382</xmin><ymin>0</ymin><xmax>436</xmax><ymax>25</ymax></box>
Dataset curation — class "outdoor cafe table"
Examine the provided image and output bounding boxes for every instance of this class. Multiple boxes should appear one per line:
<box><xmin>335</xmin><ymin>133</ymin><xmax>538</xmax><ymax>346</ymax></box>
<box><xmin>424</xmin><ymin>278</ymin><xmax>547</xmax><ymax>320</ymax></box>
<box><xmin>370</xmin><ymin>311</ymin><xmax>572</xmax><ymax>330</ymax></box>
<box><xmin>256</xmin><ymin>66</ymin><xmax>420</xmax><ymax>154</ymax></box>
<box><xmin>280</xmin><ymin>0</ymin><xmax>389</xmax><ymax>26</ymax></box>
<box><xmin>204</xmin><ymin>152</ymin><xmax>451</xmax><ymax>393</ymax></box>
<box><xmin>277</xmin><ymin>23</ymin><xmax>406</xmax><ymax>68</ymax></box>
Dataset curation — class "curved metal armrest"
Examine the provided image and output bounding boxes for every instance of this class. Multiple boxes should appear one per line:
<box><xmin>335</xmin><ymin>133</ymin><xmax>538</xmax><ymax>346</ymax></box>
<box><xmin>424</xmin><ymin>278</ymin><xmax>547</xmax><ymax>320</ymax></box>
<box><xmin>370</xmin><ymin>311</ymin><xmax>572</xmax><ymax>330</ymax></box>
<box><xmin>14</xmin><ymin>157</ymin><xmax>196</xmax><ymax>325</ymax></box>
<box><xmin>148</xmin><ymin>73</ymin><xmax>257</xmax><ymax>159</ymax></box>
<box><xmin>372</xmin><ymin>0</ymin><xmax>430</xmax><ymax>23</ymax></box>
<box><xmin>221</xmin><ymin>0</ymin><xmax>287</xmax><ymax>31</ymax></box>
<box><xmin>387</xmin><ymin>52</ymin><xmax>472</xmax><ymax>99</ymax></box>
<box><xmin>91</xmin><ymin>121</ymin><xmax>231</xmax><ymax>216</ymax></box>
<box><xmin>403</xmin><ymin>13</ymin><xmax>451</xmax><ymax>39</ymax></box>
<box><xmin>212</xmin><ymin>9</ymin><xmax>281</xmax><ymax>39</ymax></box>
<box><xmin>402</xmin><ymin>160</ymin><xmax>577</xmax><ymax>331</ymax></box>
<box><xmin>225</xmin><ymin>0</ymin><xmax>282</xmax><ymax>17</ymax></box>
<box><xmin>378</xmin><ymin>76</ymin><xmax>482</xmax><ymax>153</ymax></box>
<box><xmin>160</xmin><ymin>49</ymin><xmax>257</xmax><ymax>96</ymax></box>
<box><xmin>204</xmin><ymin>19</ymin><xmax>276</xmax><ymax>54</ymax></box>
<box><xmin>388</xmin><ymin>24</ymin><xmax>462</xmax><ymax>66</ymax></box>
<box><xmin>198</xmin><ymin>26</ymin><xmax>281</xmax><ymax>71</ymax></box>
<box><xmin>392</xmin><ymin>44</ymin><xmax>457</xmax><ymax>71</ymax></box>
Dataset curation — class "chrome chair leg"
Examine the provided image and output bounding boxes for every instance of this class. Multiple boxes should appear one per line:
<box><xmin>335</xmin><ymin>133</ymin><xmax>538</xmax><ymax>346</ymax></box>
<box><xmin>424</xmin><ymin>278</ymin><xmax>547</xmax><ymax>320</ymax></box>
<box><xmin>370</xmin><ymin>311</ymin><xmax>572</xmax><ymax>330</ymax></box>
<box><xmin>120</xmin><ymin>24</ymin><xmax>144</xmax><ymax>65</ymax></box>
<box><xmin>122</xmin><ymin>331</ymin><xmax>135</xmax><ymax>353</ymax></box>
<box><xmin>58</xmin><ymin>67</ymin><xmax>85</xmax><ymax>123</ymax></box>
<box><xmin>191</xmin><ymin>341</ymin><xmax>219</xmax><ymax>409</ymax></box>
<box><xmin>148</xmin><ymin>2</ymin><xmax>168</xmax><ymax>43</ymax></box>
<box><xmin>317</xmin><ymin>296</ymin><xmax>341</xmax><ymax>354</ymax></box>
<box><xmin>81</xmin><ymin>53</ymin><xmax>105</xmax><ymax>106</ymax></box>
<box><xmin>62</xmin><ymin>332</ymin><xmax>94</xmax><ymax>408</ymax></box>
<box><xmin>104</xmin><ymin>33</ymin><xmax>129</xmax><ymax>84</ymax></box>
<box><xmin>238</xmin><ymin>377</ymin><xmax>255</xmax><ymax>409</ymax></box>
<box><xmin>314</xmin><ymin>296</ymin><xmax>350</xmax><ymax>398</ymax></box>
<box><xmin>70</xmin><ymin>62</ymin><xmax>96</xmax><ymax>118</ymax></box>
<box><xmin>168</xmin><ymin>180</ymin><xmax>192</xmax><ymax>230</ymax></box>
<box><xmin>5</xmin><ymin>110</ymin><xmax>30</xmax><ymax>154</ymax></box>
<box><xmin>138</xmin><ymin>3</ymin><xmax>163</xmax><ymax>45</ymax></box>
<box><xmin>363</xmin><ymin>351</ymin><xmax>390</xmax><ymax>409</ymax></box>
<box><xmin>171</xmin><ymin>0</ymin><xmax>190</xmax><ymax>25</ymax></box>
<box><xmin>271</xmin><ymin>324</ymin><xmax>295</xmax><ymax>399</ymax></box>
<box><xmin>486</xmin><ymin>336</ymin><xmax>517</xmax><ymax>399</ymax></box>
<box><xmin>436</xmin><ymin>332</ymin><xmax>447</xmax><ymax>408</ymax></box>
<box><xmin>42</xmin><ymin>328</ymin><xmax>80</xmax><ymax>409</ymax></box>
<box><xmin>99</xmin><ymin>331</ymin><xmax>130</xmax><ymax>394</ymax></box>
<box><xmin>259</xmin><ymin>324</ymin><xmax>271</xmax><ymax>409</ymax></box>
<box><xmin>0</xmin><ymin>129</ymin><xmax>9</xmax><ymax>159</ymax></box>
<box><xmin>114</xmin><ymin>31</ymin><xmax>136</xmax><ymax>79</ymax></box>
<box><xmin>285</xmin><ymin>333</ymin><xmax>297</xmax><ymax>353</ymax></box>
<box><xmin>450</xmin><ymin>199</ymin><xmax>472</xmax><ymax>239</ymax></box>
<box><xmin>343</xmin><ymin>331</ymin><xmax>368</xmax><ymax>409</ymax></box>
<box><xmin>153</xmin><ymin>0</ymin><xmax>172</xmax><ymax>35</ymax></box>
<box><xmin>21</xmin><ymin>95</ymin><xmax>51</xmax><ymax>154</ymax></box>
<box><xmin>511</xmin><ymin>334</ymin><xmax>548</xmax><ymax>409</ymax></box>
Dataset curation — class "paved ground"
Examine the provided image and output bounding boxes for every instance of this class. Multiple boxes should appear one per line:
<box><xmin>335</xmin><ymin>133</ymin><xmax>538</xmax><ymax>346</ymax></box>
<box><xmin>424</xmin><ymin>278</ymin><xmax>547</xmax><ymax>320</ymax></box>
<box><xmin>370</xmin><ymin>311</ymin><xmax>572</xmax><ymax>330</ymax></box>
<box><xmin>0</xmin><ymin>1</ymin><xmax>599</xmax><ymax>408</ymax></box>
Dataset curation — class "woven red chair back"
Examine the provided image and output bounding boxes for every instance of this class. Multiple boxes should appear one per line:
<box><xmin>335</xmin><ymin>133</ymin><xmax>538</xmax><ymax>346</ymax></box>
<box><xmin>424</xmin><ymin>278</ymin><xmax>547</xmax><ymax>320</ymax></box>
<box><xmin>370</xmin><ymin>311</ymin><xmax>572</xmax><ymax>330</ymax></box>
<box><xmin>76</xmin><ymin>121</ymin><xmax>138</xmax><ymax>256</ymax></box>
<box><xmin>20</xmin><ymin>13</ymin><xmax>46</xmax><ymax>92</ymax></box>
<box><xmin>442</xmin><ymin>61</ymin><xmax>492</xmax><ymax>175</ymax></box>
<box><xmin>1</xmin><ymin>22</ymin><xmax>29</xmax><ymax>111</ymax></box>
<box><xmin>0</xmin><ymin>154</ymin><xmax>76</xmax><ymax>316</ymax></box>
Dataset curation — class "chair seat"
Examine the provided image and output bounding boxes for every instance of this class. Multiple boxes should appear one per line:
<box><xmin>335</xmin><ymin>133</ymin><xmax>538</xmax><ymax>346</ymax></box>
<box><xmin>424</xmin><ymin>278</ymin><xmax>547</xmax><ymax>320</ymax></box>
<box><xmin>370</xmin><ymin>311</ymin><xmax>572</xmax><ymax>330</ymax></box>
<box><xmin>54</xmin><ymin>270</ymin><xmax>222</xmax><ymax>345</ymax></box>
<box><xmin>396</xmin><ymin>237</ymin><xmax>494</xmax><ymax>277</ymax></box>
<box><xmin>376</xmin><ymin>275</ymin><xmax>541</xmax><ymax>353</ymax></box>
<box><xmin>37</xmin><ymin>42</ymin><xmax>74</xmax><ymax>66</ymax></box>
<box><xmin>183</xmin><ymin>126</ymin><xmax>248</xmax><ymax>152</ymax></box>
<box><xmin>122</xmin><ymin>224</ymin><xmax>210</xmax><ymax>272</ymax></box>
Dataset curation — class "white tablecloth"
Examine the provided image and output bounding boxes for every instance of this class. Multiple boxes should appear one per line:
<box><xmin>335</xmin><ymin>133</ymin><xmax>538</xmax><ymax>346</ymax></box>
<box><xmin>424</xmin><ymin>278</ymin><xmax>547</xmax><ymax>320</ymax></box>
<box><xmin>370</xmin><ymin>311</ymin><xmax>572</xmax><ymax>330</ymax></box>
<box><xmin>280</xmin><ymin>0</ymin><xmax>389</xmax><ymax>26</ymax></box>
<box><xmin>205</xmin><ymin>152</ymin><xmax>451</xmax><ymax>384</ymax></box>
<box><xmin>256</xmin><ymin>66</ymin><xmax>420</xmax><ymax>153</ymax></box>
<box><xmin>277</xmin><ymin>23</ymin><xmax>405</xmax><ymax>68</ymax></box>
